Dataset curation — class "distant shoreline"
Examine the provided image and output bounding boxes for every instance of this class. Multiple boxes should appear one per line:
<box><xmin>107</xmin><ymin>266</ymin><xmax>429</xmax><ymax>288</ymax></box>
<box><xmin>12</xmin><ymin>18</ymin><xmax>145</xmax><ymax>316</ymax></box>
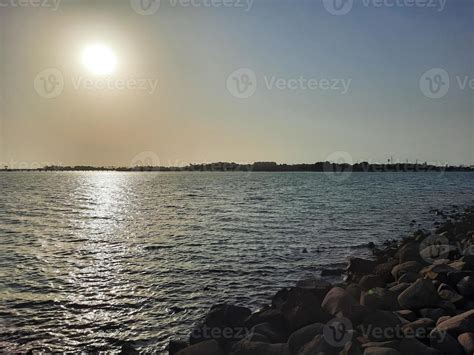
<box><xmin>2</xmin><ymin>161</ymin><xmax>474</xmax><ymax>173</ymax></box>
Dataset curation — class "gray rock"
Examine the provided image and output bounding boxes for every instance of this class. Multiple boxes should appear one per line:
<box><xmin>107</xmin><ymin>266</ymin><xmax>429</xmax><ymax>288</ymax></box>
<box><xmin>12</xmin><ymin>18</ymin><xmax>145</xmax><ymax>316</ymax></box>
<box><xmin>397</xmin><ymin>279</ymin><xmax>441</xmax><ymax>309</ymax></box>
<box><xmin>429</xmin><ymin>328</ymin><xmax>464</xmax><ymax>355</ymax></box>
<box><xmin>395</xmin><ymin>242</ymin><xmax>421</xmax><ymax>263</ymax></box>
<box><xmin>457</xmin><ymin>276</ymin><xmax>474</xmax><ymax>297</ymax></box>
<box><xmin>395</xmin><ymin>310</ymin><xmax>417</xmax><ymax>322</ymax></box>
<box><xmin>436</xmin><ymin>309</ymin><xmax>474</xmax><ymax>336</ymax></box>
<box><xmin>321</xmin><ymin>287</ymin><xmax>357</xmax><ymax>319</ymax></box>
<box><xmin>251</xmin><ymin>323</ymin><xmax>287</xmax><ymax>343</ymax></box>
<box><xmin>231</xmin><ymin>340</ymin><xmax>289</xmax><ymax>355</ymax></box>
<box><xmin>177</xmin><ymin>340</ymin><xmax>224</xmax><ymax>355</ymax></box>
<box><xmin>397</xmin><ymin>272</ymin><xmax>419</xmax><ymax>284</ymax></box>
<box><xmin>388</xmin><ymin>283</ymin><xmax>411</xmax><ymax>294</ymax></box>
<box><xmin>457</xmin><ymin>332</ymin><xmax>474</xmax><ymax>354</ymax></box>
<box><xmin>437</xmin><ymin>283</ymin><xmax>463</xmax><ymax>303</ymax></box>
<box><xmin>363</xmin><ymin>348</ymin><xmax>400</xmax><ymax>355</ymax></box>
<box><xmin>297</xmin><ymin>334</ymin><xmax>341</xmax><ymax>355</ymax></box>
<box><xmin>360</xmin><ymin>310</ymin><xmax>402</xmax><ymax>341</ymax></box>
<box><xmin>419</xmin><ymin>308</ymin><xmax>449</xmax><ymax>322</ymax></box>
<box><xmin>359</xmin><ymin>275</ymin><xmax>385</xmax><ymax>291</ymax></box>
<box><xmin>360</xmin><ymin>288</ymin><xmax>399</xmax><ymax>311</ymax></box>
<box><xmin>391</xmin><ymin>261</ymin><xmax>422</xmax><ymax>280</ymax></box>
<box><xmin>287</xmin><ymin>322</ymin><xmax>324</xmax><ymax>355</ymax></box>
<box><xmin>399</xmin><ymin>338</ymin><xmax>441</xmax><ymax>354</ymax></box>
<box><xmin>401</xmin><ymin>318</ymin><xmax>435</xmax><ymax>339</ymax></box>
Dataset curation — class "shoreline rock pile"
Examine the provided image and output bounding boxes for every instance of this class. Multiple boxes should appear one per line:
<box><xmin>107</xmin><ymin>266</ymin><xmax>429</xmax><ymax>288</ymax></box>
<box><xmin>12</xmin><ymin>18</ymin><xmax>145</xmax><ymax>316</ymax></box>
<box><xmin>168</xmin><ymin>207</ymin><xmax>474</xmax><ymax>355</ymax></box>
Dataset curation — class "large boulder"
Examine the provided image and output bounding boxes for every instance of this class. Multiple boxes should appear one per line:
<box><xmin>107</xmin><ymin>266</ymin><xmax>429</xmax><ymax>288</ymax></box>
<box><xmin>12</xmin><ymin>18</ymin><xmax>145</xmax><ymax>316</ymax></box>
<box><xmin>297</xmin><ymin>334</ymin><xmax>342</xmax><ymax>355</ymax></box>
<box><xmin>287</xmin><ymin>322</ymin><xmax>324</xmax><ymax>355</ymax></box>
<box><xmin>276</xmin><ymin>288</ymin><xmax>330</xmax><ymax>331</ymax></box>
<box><xmin>397</xmin><ymin>279</ymin><xmax>441</xmax><ymax>309</ymax></box>
<box><xmin>457</xmin><ymin>332</ymin><xmax>474</xmax><ymax>354</ymax></box>
<box><xmin>230</xmin><ymin>340</ymin><xmax>289</xmax><ymax>355</ymax></box>
<box><xmin>321</xmin><ymin>287</ymin><xmax>357</xmax><ymax>319</ymax></box>
<box><xmin>429</xmin><ymin>328</ymin><xmax>465</xmax><ymax>355</ymax></box>
<box><xmin>437</xmin><ymin>283</ymin><xmax>463</xmax><ymax>303</ymax></box>
<box><xmin>177</xmin><ymin>340</ymin><xmax>224</xmax><ymax>355</ymax></box>
<box><xmin>251</xmin><ymin>323</ymin><xmax>287</xmax><ymax>343</ymax></box>
<box><xmin>435</xmin><ymin>309</ymin><xmax>474</xmax><ymax>336</ymax></box>
<box><xmin>245</xmin><ymin>307</ymin><xmax>285</xmax><ymax>329</ymax></box>
<box><xmin>399</xmin><ymin>338</ymin><xmax>441</xmax><ymax>354</ymax></box>
<box><xmin>401</xmin><ymin>318</ymin><xmax>435</xmax><ymax>340</ymax></box>
<box><xmin>360</xmin><ymin>310</ymin><xmax>402</xmax><ymax>341</ymax></box>
<box><xmin>190</xmin><ymin>304</ymin><xmax>251</xmax><ymax>345</ymax></box>
<box><xmin>395</xmin><ymin>242</ymin><xmax>422</xmax><ymax>263</ymax></box>
<box><xmin>418</xmin><ymin>308</ymin><xmax>449</xmax><ymax>323</ymax></box>
<box><xmin>457</xmin><ymin>276</ymin><xmax>474</xmax><ymax>297</ymax></box>
<box><xmin>391</xmin><ymin>261</ymin><xmax>422</xmax><ymax>280</ymax></box>
<box><xmin>359</xmin><ymin>275</ymin><xmax>385</xmax><ymax>291</ymax></box>
<box><xmin>347</xmin><ymin>258</ymin><xmax>378</xmax><ymax>280</ymax></box>
<box><xmin>360</xmin><ymin>288</ymin><xmax>399</xmax><ymax>311</ymax></box>
<box><xmin>363</xmin><ymin>348</ymin><xmax>400</xmax><ymax>355</ymax></box>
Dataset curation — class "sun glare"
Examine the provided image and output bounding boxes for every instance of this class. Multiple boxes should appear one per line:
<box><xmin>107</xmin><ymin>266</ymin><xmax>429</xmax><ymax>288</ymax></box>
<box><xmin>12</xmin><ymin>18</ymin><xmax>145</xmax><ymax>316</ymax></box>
<box><xmin>82</xmin><ymin>44</ymin><xmax>117</xmax><ymax>75</ymax></box>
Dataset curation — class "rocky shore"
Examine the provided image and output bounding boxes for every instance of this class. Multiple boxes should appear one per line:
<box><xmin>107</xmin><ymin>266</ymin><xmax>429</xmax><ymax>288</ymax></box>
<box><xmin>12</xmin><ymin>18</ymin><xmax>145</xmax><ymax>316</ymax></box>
<box><xmin>167</xmin><ymin>207</ymin><xmax>474</xmax><ymax>355</ymax></box>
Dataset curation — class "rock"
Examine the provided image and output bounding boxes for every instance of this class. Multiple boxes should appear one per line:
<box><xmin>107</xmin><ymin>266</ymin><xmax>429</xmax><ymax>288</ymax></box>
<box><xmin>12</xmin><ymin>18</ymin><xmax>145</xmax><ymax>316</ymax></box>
<box><xmin>363</xmin><ymin>348</ymin><xmax>400</xmax><ymax>355</ymax></box>
<box><xmin>399</xmin><ymin>338</ymin><xmax>441</xmax><ymax>354</ymax></box>
<box><xmin>419</xmin><ymin>308</ymin><xmax>449</xmax><ymax>322</ymax></box>
<box><xmin>347</xmin><ymin>258</ymin><xmax>378</xmax><ymax>279</ymax></box>
<box><xmin>322</xmin><ymin>287</ymin><xmax>358</xmax><ymax>319</ymax></box>
<box><xmin>189</xmin><ymin>304</ymin><xmax>251</xmax><ymax>345</ymax></box>
<box><xmin>397</xmin><ymin>272</ymin><xmax>419</xmax><ymax>284</ymax></box>
<box><xmin>388</xmin><ymin>283</ymin><xmax>411</xmax><ymax>294</ymax></box>
<box><xmin>457</xmin><ymin>276</ymin><xmax>474</xmax><ymax>296</ymax></box>
<box><xmin>449</xmin><ymin>260</ymin><xmax>467</xmax><ymax>271</ymax></box>
<box><xmin>374</xmin><ymin>260</ymin><xmax>398</xmax><ymax>283</ymax></box>
<box><xmin>169</xmin><ymin>340</ymin><xmax>188</xmax><ymax>355</ymax></box>
<box><xmin>340</xmin><ymin>341</ymin><xmax>363</xmax><ymax>355</ymax></box>
<box><xmin>251</xmin><ymin>323</ymin><xmax>287</xmax><ymax>343</ymax></box>
<box><xmin>429</xmin><ymin>328</ymin><xmax>464</xmax><ymax>355</ymax></box>
<box><xmin>120</xmin><ymin>342</ymin><xmax>139</xmax><ymax>355</ymax></box>
<box><xmin>278</xmin><ymin>288</ymin><xmax>330</xmax><ymax>331</ymax></box>
<box><xmin>391</xmin><ymin>261</ymin><xmax>422</xmax><ymax>280</ymax></box>
<box><xmin>395</xmin><ymin>242</ymin><xmax>422</xmax><ymax>263</ymax></box>
<box><xmin>361</xmin><ymin>341</ymin><xmax>400</xmax><ymax>350</ymax></box>
<box><xmin>245</xmin><ymin>307</ymin><xmax>285</xmax><ymax>329</ymax></box>
<box><xmin>346</xmin><ymin>284</ymin><xmax>363</xmax><ymax>301</ymax></box>
<box><xmin>437</xmin><ymin>283</ymin><xmax>464</xmax><ymax>303</ymax></box>
<box><xmin>297</xmin><ymin>334</ymin><xmax>342</xmax><ymax>355</ymax></box>
<box><xmin>436</xmin><ymin>316</ymin><xmax>450</xmax><ymax>326</ymax></box>
<box><xmin>436</xmin><ymin>309</ymin><xmax>474</xmax><ymax>336</ymax></box>
<box><xmin>461</xmin><ymin>255</ymin><xmax>474</xmax><ymax>270</ymax></box>
<box><xmin>231</xmin><ymin>340</ymin><xmax>289</xmax><ymax>355</ymax></box>
<box><xmin>242</xmin><ymin>332</ymin><xmax>271</xmax><ymax>343</ymax></box>
<box><xmin>177</xmin><ymin>340</ymin><xmax>224</xmax><ymax>355</ymax></box>
<box><xmin>448</xmin><ymin>271</ymin><xmax>474</xmax><ymax>285</ymax></box>
<box><xmin>360</xmin><ymin>288</ymin><xmax>399</xmax><ymax>311</ymax></box>
<box><xmin>360</xmin><ymin>310</ymin><xmax>402</xmax><ymax>341</ymax></box>
<box><xmin>359</xmin><ymin>275</ymin><xmax>385</xmax><ymax>291</ymax></box>
<box><xmin>401</xmin><ymin>318</ymin><xmax>435</xmax><ymax>340</ymax></box>
<box><xmin>457</xmin><ymin>332</ymin><xmax>474</xmax><ymax>354</ymax></box>
<box><xmin>395</xmin><ymin>310</ymin><xmax>417</xmax><ymax>322</ymax></box>
<box><xmin>397</xmin><ymin>279</ymin><xmax>442</xmax><ymax>309</ymax></box>
<box><xmin>287</xmin><ymin>322</ymin><xmax>324</xmax><ymax>355</ymax></box>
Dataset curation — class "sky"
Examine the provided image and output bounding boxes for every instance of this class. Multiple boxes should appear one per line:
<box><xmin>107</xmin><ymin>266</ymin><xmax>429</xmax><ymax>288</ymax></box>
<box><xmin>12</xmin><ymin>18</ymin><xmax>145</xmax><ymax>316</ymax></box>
<box><xmin>0</xmin><ymin>0</ymin><xmax>472</xmax><ymax>168</ymax></box>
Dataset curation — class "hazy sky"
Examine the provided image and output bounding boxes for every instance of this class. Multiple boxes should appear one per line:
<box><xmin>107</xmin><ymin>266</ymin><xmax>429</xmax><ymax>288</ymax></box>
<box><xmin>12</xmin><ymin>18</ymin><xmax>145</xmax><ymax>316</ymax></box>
<box><xmin>0</xmin><ymin>0</ymin><xmax>472</xmax><ymax>168</ymax></box>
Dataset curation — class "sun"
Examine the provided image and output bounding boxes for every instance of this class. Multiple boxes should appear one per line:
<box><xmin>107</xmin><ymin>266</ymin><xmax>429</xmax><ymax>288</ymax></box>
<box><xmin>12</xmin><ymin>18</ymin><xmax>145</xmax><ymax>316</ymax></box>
<box><xmin>82</xmin><ymin>44</ymin><xmax>117</xmax><ymax>75</ymax></box>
